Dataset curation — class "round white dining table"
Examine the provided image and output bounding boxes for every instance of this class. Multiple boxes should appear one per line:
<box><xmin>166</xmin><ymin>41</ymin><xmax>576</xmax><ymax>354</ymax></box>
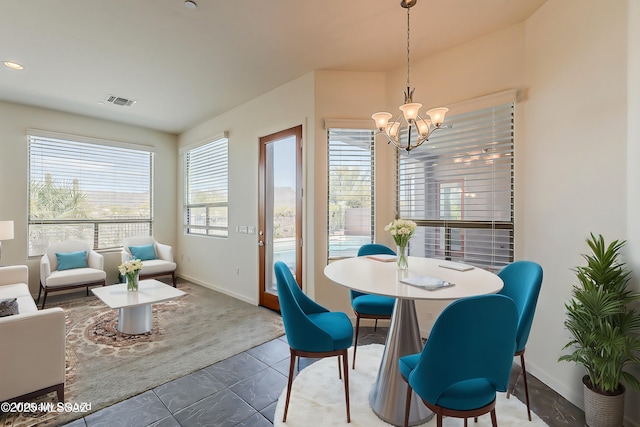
<box><xmin>324</xmin><ymin>256</ymin><xmax>503</xmax><ymax>426</ymax></box>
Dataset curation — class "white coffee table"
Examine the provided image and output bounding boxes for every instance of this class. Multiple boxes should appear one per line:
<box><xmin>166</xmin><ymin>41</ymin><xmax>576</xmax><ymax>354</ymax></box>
<box><xmin>91</xmin><ymin>279</ymin><xmax>185</xmax><ymax>334</ymax></box>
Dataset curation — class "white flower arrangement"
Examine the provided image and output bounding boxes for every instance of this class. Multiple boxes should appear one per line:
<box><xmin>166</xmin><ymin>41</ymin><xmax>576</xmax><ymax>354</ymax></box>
<box><xmin>118</xmin><ymin>258</ymin><xmax>143</xmax><ymax>277</ymax></box>
<box><xmin>384</xmin><ymin>219</ymin><xmax>417</xmax><ymax>248</ymax></box>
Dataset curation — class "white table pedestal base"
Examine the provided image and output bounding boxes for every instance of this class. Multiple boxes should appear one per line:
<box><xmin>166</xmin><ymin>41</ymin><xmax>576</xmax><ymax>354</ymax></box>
<box><xmin>369</xmin><ymin>299</ymin><xmax>434</xmax><ymax>426</ymax></box>
<box><xmin>118</xmin><ymin>304</ymin><xmax>152</xmax><ymax>334</ymax></box>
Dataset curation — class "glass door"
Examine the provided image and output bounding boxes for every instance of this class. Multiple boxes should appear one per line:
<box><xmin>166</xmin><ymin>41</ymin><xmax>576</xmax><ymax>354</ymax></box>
<box><xmin>258</xmin><ymin>125</ymin><xmax>302</xmax><ymax>311</ymax></box>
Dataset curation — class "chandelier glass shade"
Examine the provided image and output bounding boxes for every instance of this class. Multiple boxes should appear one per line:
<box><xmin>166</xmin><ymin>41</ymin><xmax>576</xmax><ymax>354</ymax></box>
<box><xmin>372</xmin><ymin>0</ymin><xmax>448</xmax><ymax>153</ymax></box>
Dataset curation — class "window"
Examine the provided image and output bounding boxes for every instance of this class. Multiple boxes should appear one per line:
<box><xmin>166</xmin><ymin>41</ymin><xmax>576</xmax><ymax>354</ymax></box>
<box><xmin>397</xmin><ymin>103</ymin><xmax>514</xmax><ymax>270</ymax></box>
<box><xmin>28</xmin><ymin>131</ymin><xmax>153</xmax><ymax>257</ymax></box>
<box><xmin>327</xmin><ymin>128</ymin><xmax>375</xmax><ymax>259</ymax></box>
<box><xmin>184</xmin><ymin>135</ymin><xmax>229</xmax><ymax>237</ymax></box>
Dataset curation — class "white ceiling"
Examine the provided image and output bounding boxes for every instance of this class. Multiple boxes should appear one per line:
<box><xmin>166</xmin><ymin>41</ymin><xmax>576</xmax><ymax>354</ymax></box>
<box><xmin>0</xmin><ymin>0</ymin><xmax>546</xmax><ymax>134</ymax></box>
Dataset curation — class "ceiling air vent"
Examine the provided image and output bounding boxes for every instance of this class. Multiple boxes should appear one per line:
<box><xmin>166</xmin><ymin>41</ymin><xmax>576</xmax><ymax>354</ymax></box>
<box><xmin>105</xmin><ymin>94</ymin><xmax>136</xmax><ymax>107</ymax></box>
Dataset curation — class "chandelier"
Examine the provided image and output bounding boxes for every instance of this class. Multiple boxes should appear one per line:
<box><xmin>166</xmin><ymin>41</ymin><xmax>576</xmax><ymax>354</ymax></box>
<box><xmin>372</xmin><ymin>0</ymin><xmax>448</xmax><ymax>153</ymax></box>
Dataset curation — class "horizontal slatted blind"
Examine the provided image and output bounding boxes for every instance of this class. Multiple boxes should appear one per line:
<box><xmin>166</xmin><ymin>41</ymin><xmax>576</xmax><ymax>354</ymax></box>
<box><xmin>185</xmin><ymin>136</ymin><xmax>229</xmax><ymax>237</ymax></box>
<box><xmin>328</xmin><ymin>128</ymin><xmax>374</xmax><ymax>258</ymax></box>
<box><xmin>398</xmin><ymin>103</ymin><xmax>514</xmax><ymax>270</ymax></box>
<box><xmin>28</xmin><ymin>134</ymin><xmax>153</xmax><ymax>256</ymax></box>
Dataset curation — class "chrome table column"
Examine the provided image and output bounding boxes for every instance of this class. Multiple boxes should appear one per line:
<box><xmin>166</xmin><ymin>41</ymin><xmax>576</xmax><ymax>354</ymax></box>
<box><xmin>369</xmin><ymin>298</ymin><xmax>433</xmax><ymax>426</ymax></box>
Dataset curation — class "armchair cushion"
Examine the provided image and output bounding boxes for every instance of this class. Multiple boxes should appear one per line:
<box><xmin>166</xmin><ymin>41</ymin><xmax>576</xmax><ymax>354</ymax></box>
<box><xmin>136</xmin><ymin>259</ymin><xmax>177</xmax><ymax>276</ymax></box>
<box><xmin>56</xmin><ymin>251</ymin><xmax>88</xmax><ymax>271</ymax></box>
<box><xmin>129</xmin><ymin>244</ymin><xmax>157</xmax><ymax>261</ymax></box>
<box><xmin>0</xmin><ymin>284</ymin><xmax>38</xmax><ymax>313</ymax></box>
<box><xmin>0</xmin><ymin>298</ymin><xmax>19</xmax><ymax>317</ymax></box>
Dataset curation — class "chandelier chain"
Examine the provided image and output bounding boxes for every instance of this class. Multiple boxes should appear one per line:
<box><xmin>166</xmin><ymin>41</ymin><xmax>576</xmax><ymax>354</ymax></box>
<box><xmin>406</xmin><ymin>6</ymin><xmax>411</xmax><ymax>90</ymax></box>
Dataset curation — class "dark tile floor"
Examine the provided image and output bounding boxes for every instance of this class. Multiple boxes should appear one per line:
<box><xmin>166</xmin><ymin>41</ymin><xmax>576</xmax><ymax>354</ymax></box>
<box><xmin>59</xmin><ymin>326</ymin><xmax>585</xmax><ymax>427</ymax></box>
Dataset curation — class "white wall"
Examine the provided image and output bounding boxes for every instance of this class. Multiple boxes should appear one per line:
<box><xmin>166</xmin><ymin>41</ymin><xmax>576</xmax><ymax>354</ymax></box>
<box><xmin>176</xmin><ymin>73</ymin><xmax>314</xmax><ymax>304</ymax></box>
<box><xmin>625</xmin><ymin>0</ymin><xmax>640</xmax><ymax>424</ymax></box>
<box><xmin>523</xmin><ymin>1</ymin><xmax>634</xmax><ymax>422</ymax></box>
<box><xmin>0</xmin><ymin>101</ymin><xmax>178</xmax><ymax>290</ymax></box>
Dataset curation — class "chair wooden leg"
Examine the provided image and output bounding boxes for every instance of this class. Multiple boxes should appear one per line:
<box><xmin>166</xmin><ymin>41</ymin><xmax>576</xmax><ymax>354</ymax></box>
<box><xmin>41</xmin><ymin>288</ymin><xmax>49</xmax><ymax>309</ymax></box>
<box><xmin>55</xmin><ymin>383</ymin><xmax>65</xmax><ymax>403</ymax></box>
<box><xmin>374</xmin><ymin>318</ymin><xmax>378</xmax><ymax>331</ymax></box>
<box><xmin>465</xmin><ymin>418</ymin><xmax>468</xmax><ymax>427</ymax></box>
<box><xmin>342</xmin><ymin>350</ymin><xmax>351</xmax><ymax>423</ymax></box>
<box><xmin>404</xmin><ymin>383</ymin><xmax>412</xmax><ymax>427</ymax></box>
<box><xmin>437</xmin><ymin>414</ymin><xmax>443</xmax><ymax>427</ymax></box>
<box><xmin>171</xmin><ymin>271</ymin><xmax>176</xmax><ymax>287</ymax></box>
<box><xmin>37</xmin><ymin>283</ymin><xmax>43</xmax><ymax>304</ymax></box>
<box><xmin>338</xmin><ymin>355</ymin><xmax>343</xmax><ymax>379</ymax></box>
<box><xmin>490</xmin><ymin>408</ymin><xmax>498</xmax><ymax>427</ymax></box>
<box><xmin>283</xmin><ymin>349</ymin><xmax>296</xmax><ymax>422</ymax></box>
<box><xmin>352</xmin><ymin>314</ymin><xmax>361</xmax><ymax>369</ymax></box>
<box><xmin>521</xmin><ymin>352</ymin><xmax>532</xmax><ymax>421</ymax></box>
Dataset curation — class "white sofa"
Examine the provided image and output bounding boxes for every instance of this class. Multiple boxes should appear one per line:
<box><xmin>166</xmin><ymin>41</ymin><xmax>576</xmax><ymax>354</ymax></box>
<box><xmin>0</xmin><ymin>265</ymin><xmax>65</xmax><ymax>403</ymax></box>
<box><xmin>122</xmin><ymin>236</ymin><xmax>177</xmax><ymax>286</ymax></box>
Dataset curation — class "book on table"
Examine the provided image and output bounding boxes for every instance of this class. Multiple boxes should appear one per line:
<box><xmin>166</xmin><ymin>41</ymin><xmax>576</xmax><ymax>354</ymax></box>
<box><xmin>400</xmin><ymin>275</ymin><xmax>455</xmax><ymax>291</ymax></box>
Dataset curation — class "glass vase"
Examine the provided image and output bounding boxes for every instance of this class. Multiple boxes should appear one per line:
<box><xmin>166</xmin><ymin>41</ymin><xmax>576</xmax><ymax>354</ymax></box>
<box><xmin>397</xmin><ymin>245</ymin><xmax>409</xmax><ymax>270</ymax></box>
<box><xmin>126</xmin><ymin>271</ymin><xmax>139</xmax><ymax>292</ymax></box>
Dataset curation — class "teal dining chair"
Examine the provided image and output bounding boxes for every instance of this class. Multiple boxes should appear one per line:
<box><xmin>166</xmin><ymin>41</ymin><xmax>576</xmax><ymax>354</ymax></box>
<box><xmin>497</xmin><ymin>260</ymin><xmax>543</xmax><ymax>421</ymax></box>
<box><xmin>398</xmin><ymin>294</ymin><xmax>518</xmax><ymax>427</ymax></box>
<box><xmin>274</xmin><ymin>261</ymin><xmax>353</xmax><ymax>423</ymax></box>
<box><xmin>351</xmin><ymin>243</ymin><xmax>396</xmax><ymax>368</ymax></box>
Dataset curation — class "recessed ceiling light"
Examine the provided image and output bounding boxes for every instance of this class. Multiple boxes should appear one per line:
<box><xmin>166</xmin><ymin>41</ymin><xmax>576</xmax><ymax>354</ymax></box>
<box><xmin>184</xmin><ymin>0</ymin><xmax>197</xmax><ymax>9</ymax></box>
<box><xmin>3</xmin><ymin>61</ymin><xmax>24</xmax><ymax>70</ymax></box>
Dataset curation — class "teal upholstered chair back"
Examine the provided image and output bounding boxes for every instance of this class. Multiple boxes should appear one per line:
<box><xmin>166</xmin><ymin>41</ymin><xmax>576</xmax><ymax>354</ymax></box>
<box><xmin>351</xmin><ymin>244</ymin><xmax>396</xmax><ymax>300</ymax></box>
<box><xmin>408</xmin><ymin>294</ymin><xmax>517</xmax><ymax>407</ymax></box>
<box><xmin>274</xmin><ymin>261</ymin><xmax>333</xmax><ymax>352</ymax></box>
<box><xmin>497</xmin><ymin>260</ymin><xmax>543</xmax><ymax>353</ymax></box>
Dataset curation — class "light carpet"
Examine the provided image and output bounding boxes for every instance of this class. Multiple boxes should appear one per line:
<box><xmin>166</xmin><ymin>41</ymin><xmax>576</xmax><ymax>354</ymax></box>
<box><xmin>5</xmin><ymin>281</ymin><xmax>284</xmax><ymax>427</ymax></box>
<box><xmin>274</xmin><ymin>344</ymin><xmax>549</xmax><ymax>427</ymax></box>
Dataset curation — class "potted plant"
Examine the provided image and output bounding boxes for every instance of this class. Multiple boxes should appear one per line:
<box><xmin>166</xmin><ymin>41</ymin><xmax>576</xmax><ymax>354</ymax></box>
<box><xmin>559</xmin><ymin>233</ymin><xmax>640</xmax><ymax>427</ymax></box>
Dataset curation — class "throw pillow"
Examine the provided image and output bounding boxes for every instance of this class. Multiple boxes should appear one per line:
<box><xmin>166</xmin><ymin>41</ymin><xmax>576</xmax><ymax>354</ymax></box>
<box><xmin>0</xmin><ymin>298</ymin><xmax>19</xmax><ymax>317</ymax></box>
<box><xmin>56</xmin><ymin>250</ymin><xmax>88</xmax><ymax>270</ymax></box>
<box><xmin>129</xmin><ymin>243</ymin><xmax>157</xmax><ymax>261</ymax></box>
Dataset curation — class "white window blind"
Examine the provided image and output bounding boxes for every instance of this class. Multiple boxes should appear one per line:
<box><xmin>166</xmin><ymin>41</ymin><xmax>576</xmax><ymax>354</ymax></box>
<box><xmin>28</xmin><ymin>133</ymin><xmax>153</xmax><ymax>257</ymax></box>
<box><xmin>398</xmin><ymin>103</ymin><xmax>514</xmax><ymax>270</ymax></box>
<box><xmin>184</xmin><ymin>136</ymin><xmax>229</xmax><ymax>237</ymax></box>
<box><xmin>327</xmin><ymin>128</ymin><xmax>375</xmax><ymax>259</ymax></box>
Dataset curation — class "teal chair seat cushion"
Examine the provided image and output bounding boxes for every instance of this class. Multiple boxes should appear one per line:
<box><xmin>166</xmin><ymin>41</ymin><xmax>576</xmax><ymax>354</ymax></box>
<box><xmin>308</xmin><ymin>311</ymin><xmax>354</xmax><ymax>351</ymax></box>
<box><xmin>434</xmin><ymin>378</ymin><xmax>496</xmax><ymax>411</ymax></box>
<box><xmin>352</xmin><ymin>294</ymin><xmax>395</xmax><ymax>316</ymax></box>
<box><xmin>398</xmin><ymin>353</ymin><xmax>421</xmax><ymax>379</ymax></box>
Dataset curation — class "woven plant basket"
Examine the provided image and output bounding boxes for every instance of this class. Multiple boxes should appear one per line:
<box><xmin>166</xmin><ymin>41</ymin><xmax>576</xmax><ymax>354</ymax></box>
<box><xmin>583</xmin><ymin>376</ymin><xmax>625</xmax><ymax>427</ymax></box>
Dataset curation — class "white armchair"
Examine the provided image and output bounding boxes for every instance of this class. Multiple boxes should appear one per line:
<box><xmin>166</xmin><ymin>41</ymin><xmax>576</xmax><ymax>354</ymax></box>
<box><xmin>39</xmin><ymin>240</ymin><xmax>106</xmax><ymax>308</ymax></box>
<box><xmin>122</xmin><ymin>236</ymin><xmax>177</xmax><ymax>287</ymax></box>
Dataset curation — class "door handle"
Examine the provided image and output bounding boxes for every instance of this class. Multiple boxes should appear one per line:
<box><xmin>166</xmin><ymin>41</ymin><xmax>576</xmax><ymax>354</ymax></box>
<box><xmin>258</xmin><ymin>240</ymin><xmax>264</xmax><ymax>246</ymax></box>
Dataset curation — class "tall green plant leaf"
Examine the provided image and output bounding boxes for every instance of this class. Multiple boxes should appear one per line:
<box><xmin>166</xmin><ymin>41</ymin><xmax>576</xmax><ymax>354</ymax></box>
<box><xmin>559</xmin><ymin>234</ymin><xmax>640</xmax><ymax>394</ymax></box>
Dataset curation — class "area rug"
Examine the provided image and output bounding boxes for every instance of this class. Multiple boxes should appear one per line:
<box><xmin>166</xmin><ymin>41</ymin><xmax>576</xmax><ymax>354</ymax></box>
<box><xmin>274</xmin><ymin>344</ymin><xmax>549</xmax><ymax>427</ymax></box>
<box><xmin>4</xmin><ymin>280</ymin><xmax>284</xmax><ymax>427</ymax></box>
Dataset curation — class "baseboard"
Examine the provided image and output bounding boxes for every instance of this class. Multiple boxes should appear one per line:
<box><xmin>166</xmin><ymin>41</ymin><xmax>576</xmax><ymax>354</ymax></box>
<box><xmin>176</xmin><ymin>273</ymin><xmax>257</xmax><ymax>305</ymax></box>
